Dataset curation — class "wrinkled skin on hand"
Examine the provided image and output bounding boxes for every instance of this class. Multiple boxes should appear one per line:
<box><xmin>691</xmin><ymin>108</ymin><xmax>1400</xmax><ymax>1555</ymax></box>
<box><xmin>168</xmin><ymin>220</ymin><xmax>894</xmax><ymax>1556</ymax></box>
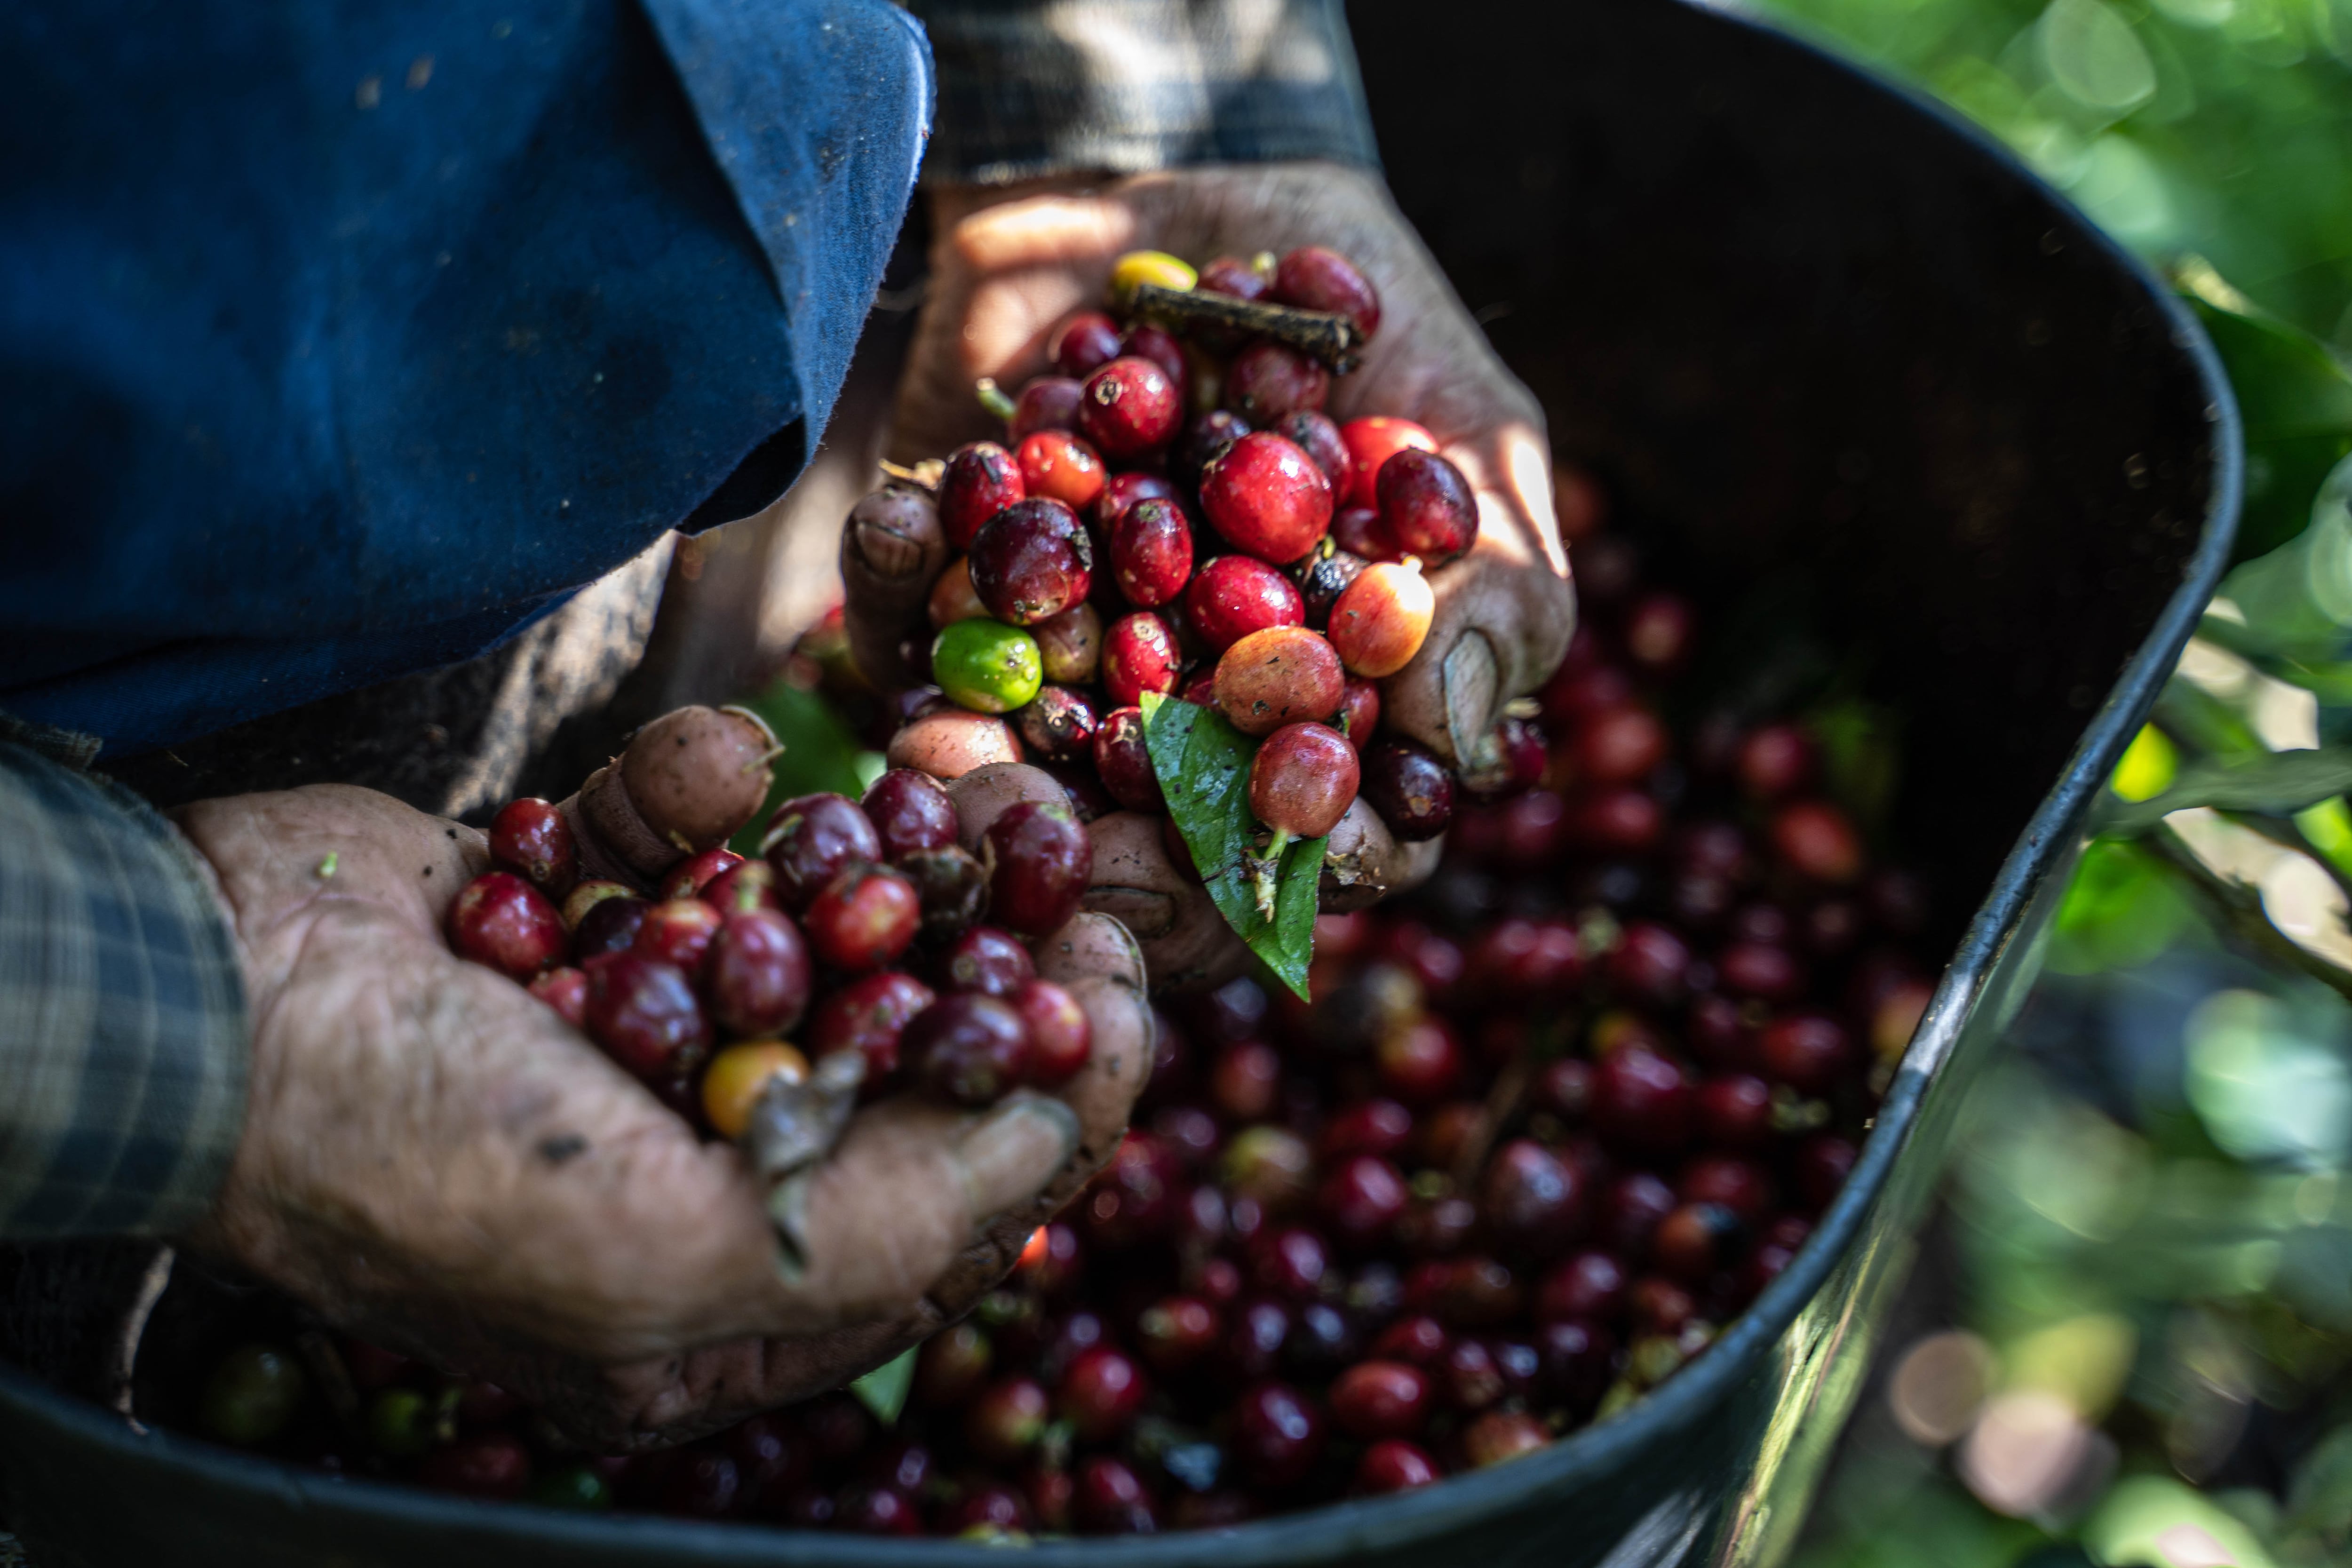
<box><xmin>177</xmin><ymin>749</ymin><xmax>1152</xmax><ymax>1451</ymax></box>
<box><xmin>845</xmin><ymin>163</ymin><xmax>1575</xmax><ymax>989</ymax></box>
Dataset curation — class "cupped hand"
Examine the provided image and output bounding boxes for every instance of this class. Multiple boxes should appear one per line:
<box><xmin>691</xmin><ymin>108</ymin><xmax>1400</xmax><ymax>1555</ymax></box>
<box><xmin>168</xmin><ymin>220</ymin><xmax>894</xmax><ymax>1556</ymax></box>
<box><xmin>843</xmin><ymin>162</ymin><xmax>1573</xmax><ymax>987</ymax></box>
<box><xmin>174</xmin><ymin>756</ymin><xmax>1152</xmax><ymax>1451</ymax></box>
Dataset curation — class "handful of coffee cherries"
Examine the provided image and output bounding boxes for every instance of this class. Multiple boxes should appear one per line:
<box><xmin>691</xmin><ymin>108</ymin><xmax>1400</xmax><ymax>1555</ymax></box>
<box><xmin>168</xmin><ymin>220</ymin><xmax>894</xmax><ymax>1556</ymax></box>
<box><xmin>872</xmin><ymin>244</ymin><xmax>1536</xmax><ymax>972</ymax></box>
<box><xmin>442</xmin><ymin>703</ymin><xmax>1098</xmax><ymax>1151</ymax></box>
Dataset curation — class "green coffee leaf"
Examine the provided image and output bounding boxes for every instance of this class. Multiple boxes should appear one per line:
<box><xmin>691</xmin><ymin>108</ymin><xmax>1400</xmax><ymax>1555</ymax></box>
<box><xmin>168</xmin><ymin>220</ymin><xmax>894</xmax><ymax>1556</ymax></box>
<box><xmin>1141</xmin><ymin>693</ymin><xmax>1326</xmax><ymax>999</ymax></box>
<box><xmin>2104</xmin><ymin>745</ymin><xmax>2352</xmax><ymax>835</ymax></box>
<box><xmin>849</xmin><ymin>1345</ymin><xmax>916</xmax><ymax>1424</ymax></box>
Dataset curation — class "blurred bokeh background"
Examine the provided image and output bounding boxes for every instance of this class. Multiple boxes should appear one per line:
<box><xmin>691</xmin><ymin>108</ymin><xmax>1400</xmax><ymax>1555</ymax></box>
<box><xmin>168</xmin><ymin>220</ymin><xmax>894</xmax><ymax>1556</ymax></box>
<box><xmin>1740</xmin><ymin>2</ymin><xmax>2352</xmax><ymax>1564</ymax></box>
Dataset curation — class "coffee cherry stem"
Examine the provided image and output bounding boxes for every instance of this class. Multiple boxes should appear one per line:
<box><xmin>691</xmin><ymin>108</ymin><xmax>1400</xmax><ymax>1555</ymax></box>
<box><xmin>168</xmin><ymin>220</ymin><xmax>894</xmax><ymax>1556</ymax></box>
<box><xmin>1249</xmin><ymin>828</ymin><xmax>1295</xmax><ymax>922</ymax></box>
<box><xmin>975</xmin><ymin>378</ymin><xmax>1019</xmax><ymax>423</ymax></box>
<box><xmin>1127</xmin><ymin>283</ymin><xmax>1363</xmax><ymax>373</ymax></box>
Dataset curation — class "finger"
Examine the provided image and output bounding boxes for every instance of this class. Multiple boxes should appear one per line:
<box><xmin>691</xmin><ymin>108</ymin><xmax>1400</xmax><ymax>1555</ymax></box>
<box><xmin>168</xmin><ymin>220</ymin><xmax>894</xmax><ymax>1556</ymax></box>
<box><xmin>553</xmin><ymin>705</ymin><xmax>779</xmax><ymax>888</ymax></box>
<box><xmin>886</xmin><ymin>707</ymin><xmax>1024</xmax><ymax>781</ymax></box>
<box><xmin>944</xmin><ymin>761</ymin><xmax>1069</xmax><ymax>851</ymax></box>
<box><xmin>1082</xmin><ymin>810</ymin><xmax>1247</xmax><ymax>994</ymax></box>
<box><xmin>1382</xmin><ymin>528</ymin><xmax>1576</xmax><ymax>768</ymax></box>
<box><xmin>839</xmin><ymin>482</ymin><xmax>948</xmax><ymax>693</ymax></box>
<box><xmin>1321</xmin><ymin>796</ymin><xmax>1444</xmax><ymax>913</ymax></box>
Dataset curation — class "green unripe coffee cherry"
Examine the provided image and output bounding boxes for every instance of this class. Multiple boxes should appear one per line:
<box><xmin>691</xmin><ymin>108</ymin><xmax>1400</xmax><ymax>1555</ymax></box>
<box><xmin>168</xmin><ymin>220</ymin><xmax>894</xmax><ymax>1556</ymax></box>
<box><xmin>933</xmin><ymin>620</ymin><xmax>1043</xmax><ymax>714</ymax></box>
<box><xmin>367</xmin><ymin>1386</ymin><xmax>441</xmax><ymax>1456</ymax></box>
<box><xmin>528</xmin><ymin>1464</ymin><xmax>614</xmax><ymax>1510</ymax></box>
<box><xmin>200</xmin><ymin>1343</ymin><xmax>307</xmax><ymax>1446</ymax></box>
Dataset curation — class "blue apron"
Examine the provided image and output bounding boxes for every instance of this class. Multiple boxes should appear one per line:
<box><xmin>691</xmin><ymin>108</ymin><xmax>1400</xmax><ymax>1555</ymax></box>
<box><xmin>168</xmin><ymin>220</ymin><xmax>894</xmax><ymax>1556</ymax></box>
<box><xmin>0</xmin><ymin>0</ymin><xmax>931</xmax><ymax>755</ymax></box>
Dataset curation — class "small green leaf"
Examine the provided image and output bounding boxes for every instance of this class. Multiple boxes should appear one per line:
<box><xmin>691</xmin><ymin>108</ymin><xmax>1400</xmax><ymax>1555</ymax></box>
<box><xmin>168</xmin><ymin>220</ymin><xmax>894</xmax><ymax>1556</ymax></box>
<box><xmin>1141</xmin><ymin>694</ymin><xmax>1326</xmax><ymax>998</ymax></box>
<box><xmin>2103</xmin><ymin>746</ymin><xmax>2352</xmax><ymax>835</ymax></box>
<box><xmin>849</xmin><ymin>1346</ymin><xmax>917</xmax><ymax>1425</ymax></box>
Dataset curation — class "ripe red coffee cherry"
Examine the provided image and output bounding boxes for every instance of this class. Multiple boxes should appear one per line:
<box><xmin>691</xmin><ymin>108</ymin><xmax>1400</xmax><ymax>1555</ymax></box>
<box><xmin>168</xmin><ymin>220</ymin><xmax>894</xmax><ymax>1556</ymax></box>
<box><xmin>1461</xmin><ymin>1409</ymin><xmax>1550</xmax><ymax>1468</ymax></box>
<box><xmin>526</xmin><ymin>965</ymin><xmax>588</xmax><ymax>1027</ymax></box>
<box><xmin>1480</xmin><ymin>1139</ymin><xmax>1588</xmax><ymax>1260</ymax></box>
<box><xmin>1121</xmin><ymin>321</ymin><xmax>1188</xmax><ymax>391</ymax></box>
<box><xmin>449</xmin><ymin>872</ymin><xmax>566</xmax><ymax>981</ymax></box>
<box><xmin>1718</xmin><ymin>941</ymin><xmax>1807</xmax><ymax>1003</ymax></box>
<box><xmin>1249</xmin><ymin>722</ymin><xmax>1360</xmax><ymax>840</ymax></box>
<box><xmin>1232</xmin><ymin>1382</ymin><xmax>1326</xmax><ymax>1488</ymax></box>
<box><xmin>1135</xmin><ymin>1295</ymin><xmax>1221</xmax><ymax>1374</ymax></box>
<box><xmin>1591</xmin><ymin>1046</ymin><xmax>1695</xmax><ymax>1159</ymax></box>
<box><xmin>985</xmin><ymin>799</ymin><xmax>1093</xmax><ymax>936</ymax></box>
<box><xmin>1329</xmin><ymin>505</ymin><xmax>1392</xmax><ymax>562</ymax></box>
<box><xmin>1073</xmin><ymin>1455</ymin><xmax>1159</xmax><ymax>1535</ymax></box>
<box><xmin>489</xmin><ymin>798</ymin><xmax>578</xmax><ymax>894</ymax></box>
<box><xmin>1375</xmin><ymin>1014</ymin><xmax>1464</xmax><ymax>1105</ymax></box>
<box><xmin>965</xmin><ymin>1376</ymin><xmax>1049</xmax><ymax>1465</ymax></box>
<box><xmin>1572</xmin><ymin>787</ymin><xmax>1663</xmax><ymax>855</ymax></box>
<box><xmin>1371</xmin><ymin>1314</ymin><xmax>1450</xmax><ymax>1367</ymax></box>
<box><xmin>1360</xmin><ymin>739</ymin><xmax>1457</xmax><ymax>842</ymax></box>
<box><xmin>927</xmin><ymin>557</ymin><xmax>987</xmax><ymax>629</ymax></box>
<box><xmin>1017</xmin><ymin>684</ymin><xmax>1101</xmax><ymax>764</ymax></box>
<box><xmin>1109</xmin><ymin>495</ymin><xmax>1193</xmax><ymax>607</ymax></box>
<box><xmin>968</xmin><ymin>498</ymin><xmax>1094</xmax><ymax>626</ymax></box>
<box><xmin>1077</xmin><ymin>355</ymin><xmax>1182</xmax><ymax>459</ymax></box>
<box><xmin>1623</xmin><ymin>591</ymin><xmax>1696</xmax><ymax>672</ymax></box>
<box><xmin>1319</xmin><ymin>1098</ymin><xmax>1415</xmax><ymax>1161</ymax></box>
<box><xmin>1535</xmin><ymin>1319</ymin><xmax>1616</xmax><ymax>1409</ymax></box>
<box><xmin>1328</xmin><ymin>558</ymin><xmax>1434</xmax><ymax>678</ymax></box>
<box><xmin>1376</xmin><ymin>449</ymin><xmax>1478</xmax><ymax>564</ymax></box>
<box><xmin>1319</xmin><ymin>1154</ymin><xmax>1410</xmax><ymax>1249</ymax></box>
<box><xmin>1092</xmin><ymin>706</ymin><xmax>1163</xmax><ymax>812</ymax></box>
<box><xmin>1224</xmin><ymin>341</ymin><xmax>1331</xmax><ymax>424</ymax></box>
<box><xmin>1012</xmin><ymin>979</ymin><xmax>1092</xmax><ymax>1085</ymax></box>
<box><xmin>1014</xmin><ymin>429</ymin><xmax>1106</xmax><ymax>511</ymax></box>
<box><xmin>762</xmin><ymin>793</ymin><xmax>882</xmax><ymax>909</ymax></box>
<box><xmin>1654</xmin><ymin>1201</ymin><xmax>1746</xmax><ymax>1285</ymax></box>
<box><xmin>1330</xmin><ymin>1360</ymin><xmax>1430</xmax><ymax>1440</ymax></box>
<box><xmin>417</xmin><ymin>1432</ymin><xmax>533</xmax><ymax>1499</ymax></box>
<box><xmin>1009</xmin><ymin>375</ymin><xmax>1081</xmax><ymax>440</ymax></box>
<box><xmin>942</xmin><ymin>925</ymin><xmax>1035</xmax><ymax>997</ymax></box>
<box><xmin>1049</xmin><ymin>310</ymin><xmax>1124</xmax><ymax>377</ymax></box>
<box><xmin>862</xmin><ymin>768</ymin><xmax>960</xmax><ymax>860</ymax></box>
<box><xmin>1736</xmin><ymin>723</ymin><xmax>1814</xmax><ymax>800</ymax></box>
<box><xmin>1357</xmin><ymin>1439</ymin><xmax>1440</xmax><ymax>1495</ymax></box>
<box><xmin>1337</xmin><ymin>416</ymin><xmax>1437</xmax><ymax>509</ymax></box>
<box><xmin>659</xmin><ymin>846</ymin><xmax>744</xmax><ymax>902</ymax></box>
<box><xmin>805</xmin><ymin>969</ymin><xmax>933</xmax><ymax>1082</ymax></box>
<box><xmin>633</xmin><ymin>897</ymin><xmax>723</xmax><ymax>979</ymax></box>
<box><xmin>1057</xmin><ymin>1345</ymin><xmax>1148</xmax><ymax>1441</ymax></box>
<box><xmin>1100</xmin><ymin>611</ymin><xmax>1181</xmax><ymax>708</ymax></box>
<box><xmin>1608</xmin><ymin>920</ymin><xmax>1691</xmax><ymax>1005</ymax></box>
<box><xmin>701</xmin><ymin>908</ymin><xmax>813</xmax><ymax>1039</ymax></box>
<box><xmin>1337</xmin><ymin>675</ymin><xmax>1381</xmax><ymax>743</ymax></box>
<box><xmin>1466</xmin><ymin>916</ymin><xmax>1584</xmax><ymax>997</ymax></box>
<box><xmin>571</xmin><ymin>891</ymin><xmax>650</xmax><ymax>959</ymax></box>
<box><xmin>1092</xmin><ymin>470</ymin><xmax>1179</xmax><ymax>533</ymax></box>
<box><xmin>1273</xmin><ymin>245</ymin><xmax>1382</xmax><ymax>338</ymax></box>
<box><xmin>1210</xmin><ymin>1039</ymin><xmax>1281</xmax><ymax>1122</ymax></box>
<box><xmin>1681</xmin><ymin>1154</ymin><xmax>1777</xmax><ymax>1223</ymax></box>
<box><xmin>1216</xmin><ymin>625</ymin><xmax>1346</xmax><ymax>737</ymax></box>
<box><xmin>1601</xmin><ymin>1171</ymin><xmax>1678</xmax><ymax>1260</ymax></box>
<box><xmin>1696</xmin><ymin>1073</ymin><xmax>1776</xmax><ymax>1151</ymax></box>
<box><xmin>1272</xmin><ymin>409</ymin><xmax>1355</xmax><ymax>497</ymax></box>
<box><xmin>904</xmin><ymin>992</ymin><xmax>1031</xmax><ymax>1106</ymax></box>
<box><xmin>1772</xmin><ymin>798</ymin><xmax>1864</xmax><ymax>885</ymax></box>
<box><xmin>1538</xmin><ymin>1250</ymin><xmax>1629</xmax><ymax>1323</ymax></box>
<box><xmin>1577</xmin><ymin>706</ymin><xmax>1670</xmax><ymax>786</ymax></box>
<box><xmin>1174</xmin><ymin>408</ymin><xmax>1252</xmax><ymax>488</ymax></box>
<box><xmin>899</xmin><ymin>845</ymin><xmax>989</xmax><ymax>938</ymax></box>
<box><xmin>938</xmin><ymin>441</ymin><xmax>1026</xmax><ymax>549</ymax></box>
<box><xmin>581</xmin><ymin>951</ymin><xmax>714</xmax><ymax>1083</ymax></box>
<box><xmin>804</xmin><ymin>862</ymin><xmax>921</xmax><ymax>971</ymax></box>
<box><xmin>1758</xmin><ymin>1011</ymin><xmax>1852</xmax><ymax>1094</ymax></box>
<box><xmin>1200</xmin><ymin>432</ymin><xmax>1335</xmax><ymax>564</ymax></box>
<box><xmin>1185</xmin><ymin>554</ymin><xmax>1305</xmax><ymax>654</ymax></box>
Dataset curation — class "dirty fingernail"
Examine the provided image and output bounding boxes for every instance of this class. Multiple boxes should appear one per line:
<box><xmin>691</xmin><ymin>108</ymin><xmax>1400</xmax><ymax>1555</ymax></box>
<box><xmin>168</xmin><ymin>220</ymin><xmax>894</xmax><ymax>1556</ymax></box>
<box><xmin>954</xmin><ymin>1094</ymin><xmax>1081</xmax><ymax>1219</ymax></box>
<box><xmin>1081</xmin><ymin>885</ymin><xmax>1178</xmax><ymax>939</ymax></box>
<box><xmin>850</xmin><ymin>517</ymin><xmax>925</xmax><ymax>579</ymax></box>
<box><xmin>1442</xmin><ymin>632</ymin><xmax>1499</xmax><ymax>766</ymax></box>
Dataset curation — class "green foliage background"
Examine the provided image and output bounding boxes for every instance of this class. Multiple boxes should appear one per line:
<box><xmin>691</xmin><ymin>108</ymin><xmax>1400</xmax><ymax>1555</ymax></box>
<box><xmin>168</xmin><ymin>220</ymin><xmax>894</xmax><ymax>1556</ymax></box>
<box><xmin>1748</xmin><ymin>2</ymin><xmax>2352</xmax><ymax>1563</ymax></box>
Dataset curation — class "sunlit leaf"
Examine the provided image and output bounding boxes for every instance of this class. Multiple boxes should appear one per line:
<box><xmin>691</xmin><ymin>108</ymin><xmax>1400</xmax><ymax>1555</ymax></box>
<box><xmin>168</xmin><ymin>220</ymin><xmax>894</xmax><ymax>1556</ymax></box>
<box><xmin>2104</xmin><ymin>746</ymin><xmax>2352</xmax><ymax>833</ymax></box>
<box><xmin>849</xmin><ymin>1345</ymin><xmax>916</xmax><ymax>1424</ymax></box>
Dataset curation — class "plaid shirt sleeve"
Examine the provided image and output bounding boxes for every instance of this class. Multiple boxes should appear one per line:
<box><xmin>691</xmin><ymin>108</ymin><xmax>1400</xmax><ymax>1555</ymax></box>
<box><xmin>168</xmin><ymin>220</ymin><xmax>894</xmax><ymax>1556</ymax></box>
<box><xmin>903</xmin><ymin>0</ymin><xmax>1379</xmax><ymax>185</ymax></box>
<box><xmin>0</xmin><ymin>731</ymin><xmax>248</xmax><ymax>1239</ymax></box>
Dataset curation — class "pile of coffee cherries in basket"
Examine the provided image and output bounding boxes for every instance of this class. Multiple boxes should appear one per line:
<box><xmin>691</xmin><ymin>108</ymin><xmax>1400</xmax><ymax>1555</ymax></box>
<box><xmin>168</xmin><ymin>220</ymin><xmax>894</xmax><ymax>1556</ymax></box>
<box><xmin>183</xmin><ymin>497</ymin><xmax>1941</xmax><ymax>1536</ymax></box>
<box><xmin>446</xmin><ymin>716</ymin><xmax>1099</xmax><ymax>1135</ymax></box>
<box><xmin>881</xmin><ymin>243</ymin><xmax>1514</xmax><ymax>890</ymax></box>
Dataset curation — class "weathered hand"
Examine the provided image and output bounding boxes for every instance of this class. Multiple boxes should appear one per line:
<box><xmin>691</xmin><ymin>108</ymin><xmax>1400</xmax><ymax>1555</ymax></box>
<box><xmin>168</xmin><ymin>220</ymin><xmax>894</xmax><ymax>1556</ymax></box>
<box><xmin>843</xmin><ymin>162</ymin><xmax>1573</xmax><ymax>987</ymax></box>
<box><xmin>175</xmin><ymin>733</ymin><xmax>1152</xmax><ymax>1450</ymax></box>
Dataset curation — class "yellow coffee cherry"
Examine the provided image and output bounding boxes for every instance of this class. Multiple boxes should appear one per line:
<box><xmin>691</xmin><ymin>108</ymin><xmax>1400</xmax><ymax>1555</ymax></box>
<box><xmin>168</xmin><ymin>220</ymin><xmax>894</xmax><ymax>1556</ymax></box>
<box><xmin>700</xmin><ymin>1040</ymin><xmax>810</xmax><ymax>1139</ymax></box>
<box><xmin>1109</xmin><ymin>250</ymin><xmax>1196</xmax><ymax>308</ymax></box>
